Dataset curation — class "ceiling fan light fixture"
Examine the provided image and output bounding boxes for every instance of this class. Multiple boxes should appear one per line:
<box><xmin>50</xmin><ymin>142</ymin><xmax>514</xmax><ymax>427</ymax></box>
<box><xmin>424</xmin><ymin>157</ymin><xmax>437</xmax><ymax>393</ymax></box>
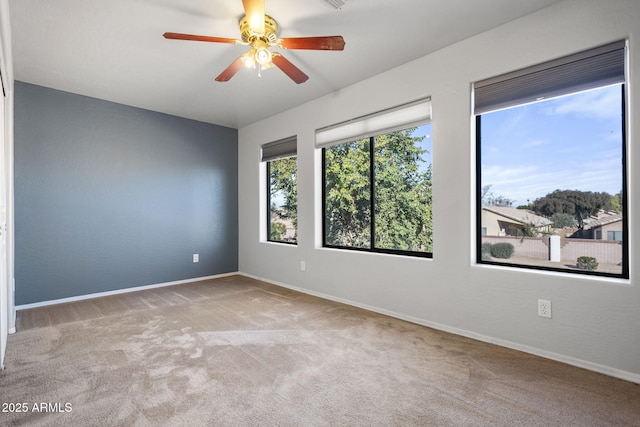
<box><xmin>242</xmin><ymin>49</ymin><xmax>257</xmax><ymax>68</ymax></box>
<box><xmin>255</xmin><ymin>46</ymin><xmax>272</xmax><ymax>65</ymax></box>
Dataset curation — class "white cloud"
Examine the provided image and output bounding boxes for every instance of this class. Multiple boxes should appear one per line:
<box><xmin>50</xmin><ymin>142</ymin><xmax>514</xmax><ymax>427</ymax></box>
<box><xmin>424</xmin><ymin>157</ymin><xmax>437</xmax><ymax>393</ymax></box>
<box><xmin>546</xmin><ymin>85</ymin><xmax>621</xmax><ymax>120</ymax></box>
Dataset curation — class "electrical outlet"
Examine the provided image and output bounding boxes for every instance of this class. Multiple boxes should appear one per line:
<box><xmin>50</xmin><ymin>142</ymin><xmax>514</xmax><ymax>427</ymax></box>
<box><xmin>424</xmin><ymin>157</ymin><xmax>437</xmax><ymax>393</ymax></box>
<box><xmin>300</xmin><ymin>261</ymin><xmax>306</xmax><ymax>271</ymax></box>
<box><xmin>193</xmin><ymin>254</ymin><xmax>199</xmax><ymax>263</ymax></box>
<box><xmin>538</xmin><ymin>299</ymin><xmax>552</xmax><ymax>318</ymax></box>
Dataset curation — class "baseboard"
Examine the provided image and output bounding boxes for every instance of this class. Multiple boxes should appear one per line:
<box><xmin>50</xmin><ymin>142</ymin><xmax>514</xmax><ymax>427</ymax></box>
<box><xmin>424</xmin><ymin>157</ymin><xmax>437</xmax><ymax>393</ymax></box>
<box><xmin>9</xmin><ymin>306</ymin><xmax>16</xmax><ymax>334</ymax></box>
<box><xmin>240</xmin><ymin>272</ymin><xmax>640</xmax><ymax>385</ymax></box>
<box><xmin>15</xmin><ymin>272</ymin><xmax>239</xmax><ymax>311</ymax></box>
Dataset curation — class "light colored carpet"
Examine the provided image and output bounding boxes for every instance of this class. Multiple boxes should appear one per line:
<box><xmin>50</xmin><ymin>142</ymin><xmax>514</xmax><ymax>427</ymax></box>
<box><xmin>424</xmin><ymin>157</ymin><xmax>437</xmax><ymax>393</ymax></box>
<box><xmin>1</xmin><ymin>275</ymin><xmax>638</xmax><ymax>426</ymax></box>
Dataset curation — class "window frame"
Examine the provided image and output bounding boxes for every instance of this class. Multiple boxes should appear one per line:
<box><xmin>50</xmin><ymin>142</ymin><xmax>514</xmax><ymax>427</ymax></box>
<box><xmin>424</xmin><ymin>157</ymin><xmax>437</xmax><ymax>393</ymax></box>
<box><xmin>474</xmin><ymin>84</ymin><xmax>629</xmax><ymax>279</ymax></box>
<box><xmin>266</xmin><ymin>158</ymin><xmax>297</xmax><ymax>245</ymax></box>
<box><xmin>322</xmin><ymin>125</ymin><xmax>433</xmax><ymax>259</ymax></box>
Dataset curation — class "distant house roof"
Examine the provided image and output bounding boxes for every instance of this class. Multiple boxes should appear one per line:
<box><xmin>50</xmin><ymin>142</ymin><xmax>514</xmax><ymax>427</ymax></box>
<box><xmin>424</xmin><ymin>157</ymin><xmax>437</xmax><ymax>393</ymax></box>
<box><xmin>482</xmin><ymin>206</ymin><xmax>551</xmax><ymax>227</ymax></box>
<box><xmin>583</xmin><ymin>211</ymin><xmax>623</xmax><ymax>229</ymax></box>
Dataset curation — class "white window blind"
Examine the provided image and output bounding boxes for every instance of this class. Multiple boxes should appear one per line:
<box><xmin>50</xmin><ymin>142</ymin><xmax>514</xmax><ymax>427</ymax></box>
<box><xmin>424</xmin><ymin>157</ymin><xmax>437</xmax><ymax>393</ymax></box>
<box><xmin>315</xmin><ymin>97</ymin><xmax>432</xmax><ymax>148</ymax></box>
<box><xmin>474</xmin><ymin>40</ymin><xmax>626</xmax><ymax>115</ymax></box>
<box><xmin>261</xmin><ymin>136</ymin><xmax>297</xmax><ymax>162</ymax></box>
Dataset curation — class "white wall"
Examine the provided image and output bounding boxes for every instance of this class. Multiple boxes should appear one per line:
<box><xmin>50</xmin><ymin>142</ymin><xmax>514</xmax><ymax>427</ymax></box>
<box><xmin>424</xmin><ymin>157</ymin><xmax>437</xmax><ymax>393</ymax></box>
<box><xmin>238</xmin><ymin>0</ymin><xmax>640</xmax><ymax>383</ymax></box>
<box><xmin>0</xmin><ymin>0</ymin><xmax>15</xmax><ymax>369</ymax></box>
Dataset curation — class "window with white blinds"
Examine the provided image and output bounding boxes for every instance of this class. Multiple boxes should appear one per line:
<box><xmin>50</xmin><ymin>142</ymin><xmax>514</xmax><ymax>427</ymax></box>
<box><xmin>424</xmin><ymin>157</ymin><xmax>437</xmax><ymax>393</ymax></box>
<box><xmin>316</xmin><ymin>97</ymin><xmax>431</xmax><ymax>148</ymax></box>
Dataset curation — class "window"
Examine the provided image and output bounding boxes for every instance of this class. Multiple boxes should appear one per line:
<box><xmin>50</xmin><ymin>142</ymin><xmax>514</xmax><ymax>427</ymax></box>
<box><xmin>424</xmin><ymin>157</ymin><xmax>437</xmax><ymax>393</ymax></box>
<box><xmin>607</xmin><ymin>231</ymin><xmax>623</xmax><ymax>241</ymax></box>
<box><xmin>317</xmin><ymin>98</ymin><xmax>432</xmax><ymax>257</ymax></box>
<box><xmin>475</xmin><ymin>41</ymin><xmax>628</xmax><ymax>278</ymax></box>
<box><xmin>262</xmin><ymin>137</ymin><xmax>297</xmax><ymax>244</ymax></box>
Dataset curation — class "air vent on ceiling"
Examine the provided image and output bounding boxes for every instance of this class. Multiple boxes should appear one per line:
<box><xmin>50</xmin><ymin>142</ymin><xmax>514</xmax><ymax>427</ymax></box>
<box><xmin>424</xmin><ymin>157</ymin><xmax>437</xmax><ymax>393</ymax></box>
<box><xmin>322</xmin><ymin>0</ymin><xmax>347</xmax><ymax>10</ymax></box>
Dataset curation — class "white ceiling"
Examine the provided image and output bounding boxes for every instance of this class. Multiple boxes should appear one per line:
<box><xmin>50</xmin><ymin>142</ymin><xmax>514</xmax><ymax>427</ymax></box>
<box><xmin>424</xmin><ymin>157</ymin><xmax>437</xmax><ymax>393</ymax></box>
<box><xmin>8</xmin><ymin>0</ymin><xmax>562</xmax><ymax>129</ymax></box>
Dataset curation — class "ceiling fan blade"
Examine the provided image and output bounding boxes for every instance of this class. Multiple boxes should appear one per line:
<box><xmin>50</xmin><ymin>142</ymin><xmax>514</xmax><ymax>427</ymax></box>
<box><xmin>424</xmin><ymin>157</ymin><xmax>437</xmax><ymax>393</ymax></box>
<box><xmin>279</xmin><ymin>36</ymin><xmax>345</xmax><ymax>51</ymax></box>
<box><xmin>163</xmin><ymin>32</ymin><xmax>239</xmax><ymax>44</ymax></box>
<box><xmin>242</xmin><ymin>0</ymin><xmax>265</xmax><ymax>35</ymax></box>
<box><xmin>215</xmin><ymin>56</ymin><xmax>246</xmax><ymax>82</ymax></box>
<box><xmin>272</xmin><ymin>54</ymin><xmax>309</xmax><ymax>84</ymax></box>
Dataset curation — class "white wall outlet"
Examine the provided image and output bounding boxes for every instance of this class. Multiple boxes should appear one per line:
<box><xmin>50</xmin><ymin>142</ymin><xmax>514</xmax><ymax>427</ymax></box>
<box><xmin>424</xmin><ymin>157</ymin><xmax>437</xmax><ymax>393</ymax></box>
<box><xmin>300</xmin><ymin>261</ymin><xmax>306</xmax><ymax>271</ymax></box>
<box><xmin>538</xmin><ymin>299</ymin><xmax>552</xmax><ymax>318</ymax></box>
<box><xmin>193</xmin><ymin>254</ymin><xmax>199</xmax><ymax>263</ymax></box>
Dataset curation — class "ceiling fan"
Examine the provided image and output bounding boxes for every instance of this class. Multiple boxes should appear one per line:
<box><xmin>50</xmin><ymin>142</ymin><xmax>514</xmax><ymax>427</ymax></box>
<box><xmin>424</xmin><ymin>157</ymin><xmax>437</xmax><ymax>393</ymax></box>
<box><xmin>163</xmin><ymin>0</ymin><xmax>345</xmax><ymax>84</ymax></box>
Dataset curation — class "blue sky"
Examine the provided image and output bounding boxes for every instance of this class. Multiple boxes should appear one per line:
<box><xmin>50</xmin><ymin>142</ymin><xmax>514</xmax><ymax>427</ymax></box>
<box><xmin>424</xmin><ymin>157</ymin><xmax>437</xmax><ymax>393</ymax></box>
<box><xmin>480</xmin><ymin>84</ymin><xmax>623</xmax><ymax>207</ymax></box>
<box><xmin>412</xmin><ymin>123</ymin><xmax>432</xmax><ymax>168</ymax></box>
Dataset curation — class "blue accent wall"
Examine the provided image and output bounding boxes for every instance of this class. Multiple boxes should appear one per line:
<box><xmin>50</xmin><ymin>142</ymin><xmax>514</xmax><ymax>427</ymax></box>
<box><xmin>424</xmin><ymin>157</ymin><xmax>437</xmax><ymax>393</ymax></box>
<box><xmin>14</xmin><ymin>82</ymin><xmax>238</xmax><ymax>305</ymax></box>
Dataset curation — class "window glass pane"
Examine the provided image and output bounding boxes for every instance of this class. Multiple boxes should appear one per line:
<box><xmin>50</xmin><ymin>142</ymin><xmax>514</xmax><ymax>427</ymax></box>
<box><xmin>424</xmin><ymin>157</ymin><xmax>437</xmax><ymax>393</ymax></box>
<box><xmin>323</xmin><ymin>124</ymin><xmax>433</xmax><ymax>257</ymax></box>
<box><xmin>374</xmin><ymin>125</ymin><xmax>432</xmax><ymax>252</ymax></box>
<box><xmin>479</xmin><ymin>84</ymin><xmax>625</xmax><ymax>277</ymax></box>
<box><xmin>607</xmin><ymin>230</ymin><xmax>622</xmax><ymax>241</ymax></box>
<box><xmin>268</xmin><ymin>157</ymin><xmax>297</xmax><ymax>243</ymax></box>
<box><xmin>324</xmin><ymin>138</ymin><xmax>371</xmax><ymax>248</ymax></box>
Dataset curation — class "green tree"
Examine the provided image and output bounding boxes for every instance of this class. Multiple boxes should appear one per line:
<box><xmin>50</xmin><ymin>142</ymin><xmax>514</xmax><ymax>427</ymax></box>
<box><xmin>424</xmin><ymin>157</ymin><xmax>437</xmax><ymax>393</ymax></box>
<box><xmin>269</xmin><ymin>221</ymin><xmax>286</xmax><ymax>241</ymax></box>
<box><xmin>551</xmin><ymin>212</ymin><xmax>577</xmax><ymax>228</ymax></box>
<box><xmin>374</xmin><ymin>130</ymin><xmax>432</xmax><ymax>252</ymax></box>
<box><xmin>324</xmin><ymin>138</ymin><xmax>372</xmax><ymax>247</ymax></box>
<box><xmin>324</xmin><ymin>129</ymin><xmax>432</xmax><ymax>252</ymax></box>
<box><xmin>610</xmin><ymin>191</ymin><xmax>622</xmax><ymax>213</ymax></box>
<box><xmin>516</xmin><ymin>222</ymin><xmax>539</xmax><ymax>238</ymax></box>
<box><xmin>531</xmin><ymin>189</ymin><xmax>612</xmax><ymax>228</ymax></box>
<box><xmin>268</xmin><ymin>157</ymin><xmax>297</xmax><ymax>240</ymax></box>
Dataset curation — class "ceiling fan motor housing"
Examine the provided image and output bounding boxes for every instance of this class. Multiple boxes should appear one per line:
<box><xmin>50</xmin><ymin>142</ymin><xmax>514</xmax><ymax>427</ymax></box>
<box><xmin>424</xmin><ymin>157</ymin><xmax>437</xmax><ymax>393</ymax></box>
<box><xmin>239</xmin><ymin>14</ymin><xmax>278</xmax><ymax>44</ymax></box>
